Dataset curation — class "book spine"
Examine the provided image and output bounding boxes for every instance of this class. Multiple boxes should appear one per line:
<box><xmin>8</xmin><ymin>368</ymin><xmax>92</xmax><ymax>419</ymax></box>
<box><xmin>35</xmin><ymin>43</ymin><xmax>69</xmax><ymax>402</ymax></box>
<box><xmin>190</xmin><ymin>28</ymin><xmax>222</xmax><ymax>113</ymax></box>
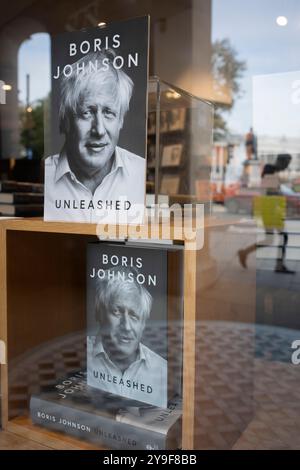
<box><xmin>0</xmin><ymin>205</ymin><xmax>43</xmax><ymax>216</ymax></box>
<box><xmin>14</xmin><ymin>194</ymin><xmax>44</xmax><ymax>204</ymax></box>
<box><xmin>0</xmin><ymin>182</ymin><xmax>44</xmax><ymax>193</ymax></box>
<box><xmin>30</xmin><ymin>396</ymin><xmax>167</xmax><ymax>450</ymax></box>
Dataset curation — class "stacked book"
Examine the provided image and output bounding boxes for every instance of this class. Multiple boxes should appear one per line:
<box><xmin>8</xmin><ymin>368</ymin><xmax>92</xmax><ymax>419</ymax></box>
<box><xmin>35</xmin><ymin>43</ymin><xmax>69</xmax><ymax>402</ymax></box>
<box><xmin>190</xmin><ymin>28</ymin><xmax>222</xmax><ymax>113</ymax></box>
<box><xmin>0</xmin><ymin>180</ymin><xmax>44</xmax><ymax>217</ymax></box>
<box><xmin>30</xmin><ymin>371</ymin><xmax>182</xmax><ymax>450</ymax></box>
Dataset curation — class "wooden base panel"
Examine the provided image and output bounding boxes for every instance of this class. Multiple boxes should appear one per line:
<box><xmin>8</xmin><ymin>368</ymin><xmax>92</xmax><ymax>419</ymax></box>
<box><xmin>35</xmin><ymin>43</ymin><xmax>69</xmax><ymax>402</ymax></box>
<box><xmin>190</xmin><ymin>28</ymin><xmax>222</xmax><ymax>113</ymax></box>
<box><xmin>7</xmin><ymin>416</ymin><xmax>103</xmax><ymax>450</ymax></box>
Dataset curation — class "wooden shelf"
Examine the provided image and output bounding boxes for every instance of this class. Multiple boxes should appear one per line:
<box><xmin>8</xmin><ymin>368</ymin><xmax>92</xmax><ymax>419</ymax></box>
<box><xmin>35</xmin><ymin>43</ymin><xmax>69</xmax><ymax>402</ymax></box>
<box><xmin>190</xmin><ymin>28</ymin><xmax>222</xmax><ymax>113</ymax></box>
<box><xmin>0</xmin><ymin>217</ymin><xmax>187</xmax><ymax>239</ymax></box>
<box><xmin>0</xmin><ymin>214</ymin><xmax>243</xmax><ymax>235</ymax></box>
<box><xmin>7</xmin><ymin>416</ymin><xmax>102</xmax><ymax>450</ymax></box>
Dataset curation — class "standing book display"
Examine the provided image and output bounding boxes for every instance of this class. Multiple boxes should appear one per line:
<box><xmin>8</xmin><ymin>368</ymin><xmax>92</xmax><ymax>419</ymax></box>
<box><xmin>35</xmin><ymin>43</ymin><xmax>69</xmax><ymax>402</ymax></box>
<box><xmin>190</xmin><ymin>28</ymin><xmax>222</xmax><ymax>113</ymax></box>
<box><xmin>86</xmin><ymin>242</ymin><xmax>183</xmax><ymax>408</ymax></box>
<box><xmin>44</xmin><ymin>16</ymin><xmax>149</xmax><ymax>224</ymax></box>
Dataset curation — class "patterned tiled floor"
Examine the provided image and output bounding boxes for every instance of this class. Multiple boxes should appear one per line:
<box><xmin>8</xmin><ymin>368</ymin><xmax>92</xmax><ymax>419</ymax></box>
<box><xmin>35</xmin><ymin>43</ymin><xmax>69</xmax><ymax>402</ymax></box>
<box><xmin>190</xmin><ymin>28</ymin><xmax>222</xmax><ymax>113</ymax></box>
<box><xmin>5</xmin><ymin>320</ymin><xmax>300</xmax><ymax>449</ymax></box>
<box><xmin>234</xmin><ymin>358</ymin><xmax>300</xmax><ymax>449</ymax></box>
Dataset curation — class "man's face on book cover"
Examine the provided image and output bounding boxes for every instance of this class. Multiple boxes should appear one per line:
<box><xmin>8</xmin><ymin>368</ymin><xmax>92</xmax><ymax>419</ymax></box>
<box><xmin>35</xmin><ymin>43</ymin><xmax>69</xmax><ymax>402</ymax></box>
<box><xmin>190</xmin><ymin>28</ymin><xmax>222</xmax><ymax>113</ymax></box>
<box><xmin>66</xmin><ymin>80</ymin><xmax>123</xmax><ymax>176</ymax></box>
<box><xmin>101</xmin><ymin>291</ymin><xmax>147</xmax><ymax>363</ymax></box>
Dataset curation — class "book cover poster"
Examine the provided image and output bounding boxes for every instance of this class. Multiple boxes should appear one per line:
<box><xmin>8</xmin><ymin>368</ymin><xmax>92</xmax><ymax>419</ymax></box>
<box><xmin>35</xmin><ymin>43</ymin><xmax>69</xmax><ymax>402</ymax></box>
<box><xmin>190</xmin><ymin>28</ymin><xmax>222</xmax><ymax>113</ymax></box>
<box><xmin>161</xmin><ymin>144</ymin><xmax>183</xmax><ymax>167</ymax></box>
<box><xmin>44</xmin><ymin>16</ymin><xmax>149</xmax><ymax>224</ymax></box>
<box><xmin>87</xmin><ymin>243</ymin><xmax>168</xmax><ymax>408</ymax></box>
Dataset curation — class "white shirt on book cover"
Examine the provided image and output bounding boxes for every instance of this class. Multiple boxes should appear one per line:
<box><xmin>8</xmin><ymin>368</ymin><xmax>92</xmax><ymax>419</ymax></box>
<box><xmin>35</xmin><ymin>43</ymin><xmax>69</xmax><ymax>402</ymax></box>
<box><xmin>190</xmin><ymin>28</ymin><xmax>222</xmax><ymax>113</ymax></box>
<box><xmin>44</xmin><ymin>146</ymin><xmax>145</xmax><ymax>224</ymax></box>
<box><xmin>87</xmin><ymin>335</ymin><xmax>167</xmax><ymax>408</ymax></box>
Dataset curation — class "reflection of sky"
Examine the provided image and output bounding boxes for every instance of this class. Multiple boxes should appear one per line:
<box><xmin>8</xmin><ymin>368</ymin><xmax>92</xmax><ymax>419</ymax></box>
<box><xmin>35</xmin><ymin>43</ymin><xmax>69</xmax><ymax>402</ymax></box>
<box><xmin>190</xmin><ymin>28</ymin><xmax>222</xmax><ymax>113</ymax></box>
<box><xmin>18</xmin><ymin>33</ymin><xmax>50</xmax><ymax>105</ymax></box>
<box><xmin>253</xmin><ymin>71</ymin><xmax>300</xmax><ymax>138</ymax></box>
<box><xmin>212</xmin><ymin>0</ymin><xmax>300</xmax><ymax>135</ymax></box>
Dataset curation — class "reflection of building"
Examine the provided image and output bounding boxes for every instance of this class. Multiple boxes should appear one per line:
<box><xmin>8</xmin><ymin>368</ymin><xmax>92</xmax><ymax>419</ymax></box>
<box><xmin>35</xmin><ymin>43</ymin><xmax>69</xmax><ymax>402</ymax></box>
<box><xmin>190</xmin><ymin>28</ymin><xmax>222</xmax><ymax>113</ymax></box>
<box><xmin>211</xmin><ymin>142</ymin><xmax>228</xmax><ymax>197</ymax></box>
<box><xmin>153</xmin><ymin>1</ymin><xmax>213</xmax><ymax>101</ymax></box>
<box><xmin>0</xmin><ymin>15</ymin><xmax>46</xmax><ymax>159</ymax></box>
<box><xmin>210</xmin><ymin>140</ymin><xmax>244</xmax><ymax>200</ymax></box>
<box><xmin>241</xmin><ymin>160</ymin><xmax>262</xmax><ymax>188</ymax></box>
<box><xmin>218</xmin><ymin>133</ymin><xmax>300</xmax><ymax>189</ymax></box>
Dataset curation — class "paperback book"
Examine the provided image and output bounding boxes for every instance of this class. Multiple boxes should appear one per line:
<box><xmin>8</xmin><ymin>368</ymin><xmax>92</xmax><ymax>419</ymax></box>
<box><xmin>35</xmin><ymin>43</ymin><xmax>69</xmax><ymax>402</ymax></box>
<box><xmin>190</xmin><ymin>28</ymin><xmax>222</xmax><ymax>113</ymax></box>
<box><xmin>44</xmin><ymin>16</ymin><xmax>149</xmax><ymax>224</ymax></box>
<box><xmin>87</xmin><ymin>242</ymin><xmax>183</xmax><ymax>408</ymax></box>
<box><xmin>30</xmin><ymin>371</ymin><xmax>182</xmax><ymax>450</ymax></box>
<box><xmin>0</xmin><ymin>192</ymin><xmax>44</xmax><ymax>204</ymax></box>
<box><xmin>0</xmin><ymin>180</ymin><xmax>44</xmax><ymax>193</ymax></box>
<box><xmin>0</xmin><ymin>204</ymin><xmax>44</xmax><ymax>216</ymax></box>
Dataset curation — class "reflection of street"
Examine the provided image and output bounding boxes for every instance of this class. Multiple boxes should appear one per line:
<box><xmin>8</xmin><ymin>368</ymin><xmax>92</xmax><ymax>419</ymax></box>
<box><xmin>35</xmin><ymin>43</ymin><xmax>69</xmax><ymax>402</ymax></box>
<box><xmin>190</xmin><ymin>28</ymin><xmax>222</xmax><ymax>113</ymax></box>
<box><xmin>234</xmin><ymin>355</ymin><xmax>300</xmax><ymax>450</ymax></box>
<box><xmin>221</xmin><ymin>216</ymin><xmax>300</xmax><ymax>329</ymax></box>
<box><xmin>194</xmin><ymin>321</ymin><xmax>300</xmax><ymax>450</ymax></box>
<box><xmin>256</xmin><ymin>219</ymin><xmax>300</xmax><ymax>262</ymax></box>
<box><xmin>255</xmin><ymin>253</ymin><xmax>300</xmax><ymax>335</ymax></box>
<box><xmin>213</xmin><ymin>204</ymin><xmax>300</xmax><ymax>262</ymax></box>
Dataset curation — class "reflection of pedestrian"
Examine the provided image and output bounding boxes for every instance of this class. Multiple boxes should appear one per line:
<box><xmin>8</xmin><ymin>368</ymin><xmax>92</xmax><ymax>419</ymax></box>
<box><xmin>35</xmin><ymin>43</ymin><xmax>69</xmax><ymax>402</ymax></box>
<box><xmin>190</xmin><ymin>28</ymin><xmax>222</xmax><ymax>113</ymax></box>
<box><xmin>245</xmin><ymin>127</ymin><xmax>257</xmax><ymax>160</ymax></box>
<box><xmin>241</xmin><ymin>160</ymin><xmax>250</xmax><ymax>187</ymax></box>
<box><xmin>238</xmin><ymin>155</ymin><xmax>295</xmax><ymax>274</ymax></box>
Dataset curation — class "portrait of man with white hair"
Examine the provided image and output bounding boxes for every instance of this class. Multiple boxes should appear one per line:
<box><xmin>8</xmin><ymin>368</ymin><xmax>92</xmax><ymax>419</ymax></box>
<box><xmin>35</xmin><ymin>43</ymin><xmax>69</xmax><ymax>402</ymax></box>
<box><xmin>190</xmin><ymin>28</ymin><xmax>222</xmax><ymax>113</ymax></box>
<box><xmin>44</xmin><ymin>18</ymin><xmax>149</xmax><ymax>223</ymax></box>
<box><xmin>87</xmin><ymin>266</ymin><xmax>167</xmax><ymax>408</ymax></box>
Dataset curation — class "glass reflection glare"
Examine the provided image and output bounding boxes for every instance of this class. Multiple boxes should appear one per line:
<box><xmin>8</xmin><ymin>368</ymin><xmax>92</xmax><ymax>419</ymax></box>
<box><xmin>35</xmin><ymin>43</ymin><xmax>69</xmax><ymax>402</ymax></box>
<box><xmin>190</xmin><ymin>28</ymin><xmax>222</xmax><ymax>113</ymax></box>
<box><xmin>276</xmin><ymin>15</ymin><xmax>288</xmax><ymax>26</ymax></box>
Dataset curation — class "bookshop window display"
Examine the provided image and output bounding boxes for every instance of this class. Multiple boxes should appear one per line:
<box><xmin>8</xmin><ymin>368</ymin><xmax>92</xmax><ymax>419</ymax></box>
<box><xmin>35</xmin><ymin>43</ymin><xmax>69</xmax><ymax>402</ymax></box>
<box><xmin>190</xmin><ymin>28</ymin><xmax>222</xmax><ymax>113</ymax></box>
<box><xmin>1</xmin><ymin>16</ymin><xmax>213</xmax><ymax>451</ymax></box>
<box><xmin>1</xmin><ymin>0</ymin><xmax>299</xmax><ymax>452</ymax></box>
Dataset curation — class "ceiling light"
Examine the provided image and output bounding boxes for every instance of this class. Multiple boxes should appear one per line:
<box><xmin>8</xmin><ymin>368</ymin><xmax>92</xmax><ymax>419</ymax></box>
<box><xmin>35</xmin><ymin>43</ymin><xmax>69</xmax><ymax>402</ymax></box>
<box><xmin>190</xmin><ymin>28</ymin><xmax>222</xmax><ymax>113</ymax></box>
<box><xmin>2</xmin><ymin>84</ymin><xmax>12</xmax><ymax>91</ymax></box>
<box><xmin>98</xmin><ymin>22</ymin><xmax>107</xmax><ymax>27</ymax></box>
<box><xmin>166</xmin><ymin>90</ymin><xmax>181</xmax><ymax>100</ymax></box>
<box><xmin>276</xmin><ymin>16</ymin><xmax>288</xmax><ymax>26</ymax></box>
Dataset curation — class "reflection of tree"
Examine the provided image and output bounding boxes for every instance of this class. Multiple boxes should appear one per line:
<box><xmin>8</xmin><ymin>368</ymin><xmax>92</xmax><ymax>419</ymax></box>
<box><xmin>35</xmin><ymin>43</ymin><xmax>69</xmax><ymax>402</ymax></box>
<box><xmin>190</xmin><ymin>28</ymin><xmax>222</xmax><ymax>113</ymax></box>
<box><xmin>20</xmin><ymin>96</ymin><xmax>49</xmax><ymax>159</ymax></box>
<box><xmin>212</xmin><ymin>38</ymin><xmax>246</xmax><ymax>140</ymax></box>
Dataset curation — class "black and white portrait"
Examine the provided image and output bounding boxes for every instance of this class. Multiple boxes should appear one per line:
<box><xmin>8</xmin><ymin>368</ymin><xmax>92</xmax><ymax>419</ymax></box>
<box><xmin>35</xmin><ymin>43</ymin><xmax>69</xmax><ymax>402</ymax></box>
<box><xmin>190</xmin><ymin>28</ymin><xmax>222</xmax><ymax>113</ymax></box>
<box><xmin>87</xmin><ymin>266</ymin><xmax>167</xmax><ymax>407</ymax></box>
<box><xmin>86</xmin><ymin>242</ymin><xmax>171</xmax><ymax>408</ymax></box>
<box><xmin>44</xmin><ymin>17</ymin><xmax>149</xmax><ymax>223</ymax></box>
